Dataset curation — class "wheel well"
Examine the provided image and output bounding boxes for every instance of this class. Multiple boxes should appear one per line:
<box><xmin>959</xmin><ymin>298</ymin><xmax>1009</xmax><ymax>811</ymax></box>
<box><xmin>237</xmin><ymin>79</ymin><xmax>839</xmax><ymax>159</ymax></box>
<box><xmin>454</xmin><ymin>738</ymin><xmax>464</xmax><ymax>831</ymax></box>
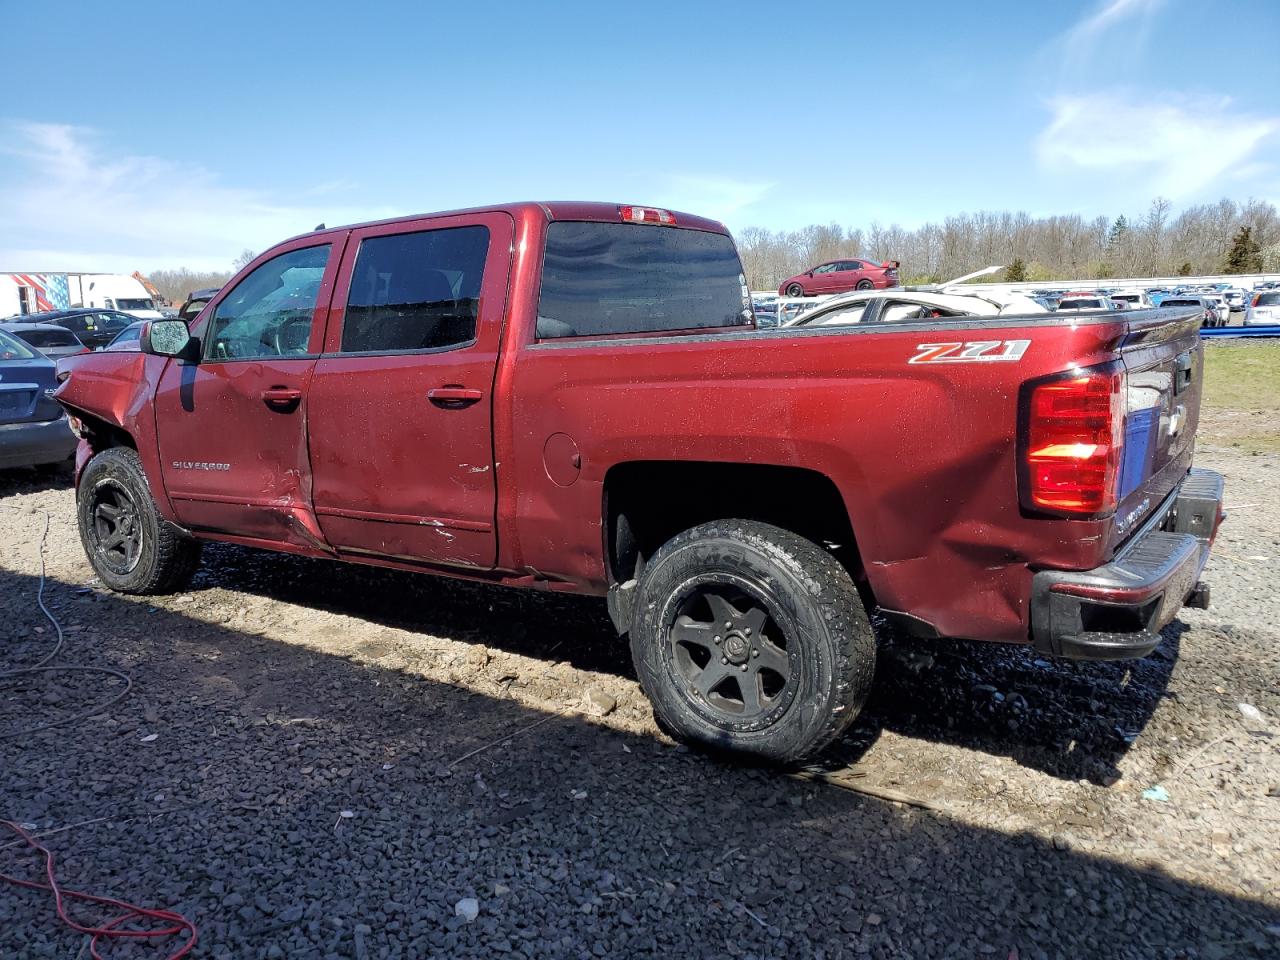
<box><xmin>73</xmin><ymin>410</ymin><xmax>137</xmax><ymax>451</ymax></box>
<box><xmin>604</xmin><ymin>461</ymin><xmax>862</xmax><ymax>585</ymax></box>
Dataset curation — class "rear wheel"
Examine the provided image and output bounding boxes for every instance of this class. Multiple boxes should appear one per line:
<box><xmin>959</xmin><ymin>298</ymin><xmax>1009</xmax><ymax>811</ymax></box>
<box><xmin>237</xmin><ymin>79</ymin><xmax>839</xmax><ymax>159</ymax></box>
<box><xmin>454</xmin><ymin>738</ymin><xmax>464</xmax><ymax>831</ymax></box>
<box><xmin>77</xmin><ymin>447</ymin><xmax>202</xmax><ymax>595</ymax></box>
<box><xmin>855</xmin><ymin>279</ymin><xmax>874</xmax><ymax>290</ymax></box>
<box><xmin>629</xmin><ymin>519</ymin><xmax>875</xmax><ymax>764</ymax></box>
<box><xmin>785</xmin><ymin>283</ymin><xmax>805</xmax><ymax>297</ymax></box>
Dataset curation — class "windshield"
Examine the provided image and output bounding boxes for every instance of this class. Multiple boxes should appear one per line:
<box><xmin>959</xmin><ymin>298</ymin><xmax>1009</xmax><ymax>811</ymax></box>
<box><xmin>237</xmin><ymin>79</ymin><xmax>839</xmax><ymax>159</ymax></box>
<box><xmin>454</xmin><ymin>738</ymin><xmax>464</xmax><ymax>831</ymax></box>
<box><xmin>0</xmin><ymin>328</ymin><xmax>39</xmax><ymax>361</ymax></box>
<box><xmin>115</xmin><ymin>298</ymin><xmax>156</xmax><ymax>311</ymax></box>
<box><xmin>1255</xmin><ymin>293</ymin><xmax>1280</xmax><ymax>306</ymax></box>
<box><xmin>794</xmin><ymin>303</ymin><xmax>869</xmax><ymax>326</ymax></box>
<box><xmin>1113</xmin><ymin>295</ymin><xmax>1140</xmax><ymax>303</ymax></box>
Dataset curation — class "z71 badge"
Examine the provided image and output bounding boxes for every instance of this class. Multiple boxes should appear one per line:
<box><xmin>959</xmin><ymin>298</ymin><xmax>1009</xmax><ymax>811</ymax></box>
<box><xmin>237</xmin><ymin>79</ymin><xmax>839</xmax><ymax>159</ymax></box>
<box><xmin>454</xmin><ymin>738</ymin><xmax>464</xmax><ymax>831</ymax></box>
<box><xmin>909</xmin><ymin>340</ymin><xmax>1031</xmax><ymax>364</ymax></box>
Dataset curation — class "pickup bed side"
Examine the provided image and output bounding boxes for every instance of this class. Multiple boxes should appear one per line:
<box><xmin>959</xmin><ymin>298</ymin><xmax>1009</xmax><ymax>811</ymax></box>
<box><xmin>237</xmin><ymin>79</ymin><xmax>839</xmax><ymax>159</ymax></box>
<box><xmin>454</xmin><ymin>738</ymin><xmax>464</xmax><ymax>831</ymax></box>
<box><xmin>503</xmin><ymin>304</ymin><xmax>1205</xmax><ymax>646</ymax></box>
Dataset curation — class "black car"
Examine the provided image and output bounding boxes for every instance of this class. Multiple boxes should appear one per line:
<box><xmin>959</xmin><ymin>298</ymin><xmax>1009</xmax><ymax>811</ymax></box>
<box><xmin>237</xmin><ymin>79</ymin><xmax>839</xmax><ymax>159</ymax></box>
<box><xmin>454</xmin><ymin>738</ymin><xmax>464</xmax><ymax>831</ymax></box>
<box><xmin>179</xmin><ymin>287</ymin><xmax>221</xmax><ymax>323</ymax></box>
<box><xmin>7</xmin><ymin>308</ymin><xmax>136</xmax><ymax>350</ymax></box>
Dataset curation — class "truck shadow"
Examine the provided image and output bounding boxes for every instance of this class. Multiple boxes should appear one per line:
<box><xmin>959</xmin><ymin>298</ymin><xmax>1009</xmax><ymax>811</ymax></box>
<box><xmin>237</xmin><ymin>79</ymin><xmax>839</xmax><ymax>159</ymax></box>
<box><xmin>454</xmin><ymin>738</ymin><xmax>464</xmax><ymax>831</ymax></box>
<box><xmin>0</xmin><ymin>462</ymin><xmax>74</xmax><ymax>494</ymax></box>
<box><xmin>189</xmin><ymin>541</ymin><xmax>1179</xmax><ymax>784</ymax></box>
<box><xmin>824</xmin><ymin>623</ymin><xmax>1185</xmax><ymax>785</ymax></box>
<box><xmin>0</xmin><ymin>565</ymin><xmax>1275</xmax><ymax>958</ymax></box>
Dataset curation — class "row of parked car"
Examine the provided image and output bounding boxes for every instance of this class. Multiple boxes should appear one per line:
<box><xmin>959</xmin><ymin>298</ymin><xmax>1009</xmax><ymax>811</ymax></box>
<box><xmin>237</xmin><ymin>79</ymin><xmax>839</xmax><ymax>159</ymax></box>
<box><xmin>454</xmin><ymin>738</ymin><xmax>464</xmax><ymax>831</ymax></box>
<box><xmin>0</xmin><ymin>288</ymin><xmax>220</xmax><ymax>471</ymax></box>
<box><xmin>1022</xmin><ymin>282</ymin><xmax>1278</xmax><ymax>327</ymax></box>
<box><xmin>755</xmin><ymin>266</ymin><xmax>1280</xmax><ymax>328</ymax></box>
<box><xmin>0</xmin><ymin>287</ymin><xmax>221</xmax><ymax>361</ymax></box>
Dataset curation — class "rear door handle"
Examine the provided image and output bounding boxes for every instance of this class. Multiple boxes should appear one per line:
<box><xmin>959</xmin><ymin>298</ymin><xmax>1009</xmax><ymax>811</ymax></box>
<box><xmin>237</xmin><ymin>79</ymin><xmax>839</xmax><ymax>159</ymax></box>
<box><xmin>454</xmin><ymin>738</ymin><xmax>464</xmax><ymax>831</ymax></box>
<box><xmin>262</xmin><ymin>387</ymin><xmax>303</xmax><ymax>410</ymax></box>
<box><xmin>428</xmin><ymin>387</ymin><xmax>483</xmax><ymax>408</ymax></box>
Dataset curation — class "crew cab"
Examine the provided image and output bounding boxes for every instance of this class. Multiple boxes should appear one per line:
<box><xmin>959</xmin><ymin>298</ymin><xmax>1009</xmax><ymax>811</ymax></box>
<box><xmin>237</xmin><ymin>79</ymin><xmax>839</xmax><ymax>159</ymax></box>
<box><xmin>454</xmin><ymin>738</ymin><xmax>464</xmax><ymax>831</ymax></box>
<box><xmin>55</xmin><ymin>202</ymin><xmax>1223</xmax><ymax>763</ymax></box>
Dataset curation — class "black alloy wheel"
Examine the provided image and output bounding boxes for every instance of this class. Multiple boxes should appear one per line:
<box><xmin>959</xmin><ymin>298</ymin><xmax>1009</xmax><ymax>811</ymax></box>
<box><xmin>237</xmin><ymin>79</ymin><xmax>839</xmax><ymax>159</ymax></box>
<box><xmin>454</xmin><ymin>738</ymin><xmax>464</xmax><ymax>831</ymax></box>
<box><xmin>667</xmin><ymin>583</ymin><xmax>796</xmax><ymax>727</ymax></box>
<box><xmin>86</xmin><ymin>480</ymin><xmax>143</xmax><ymax>576</ymax></box>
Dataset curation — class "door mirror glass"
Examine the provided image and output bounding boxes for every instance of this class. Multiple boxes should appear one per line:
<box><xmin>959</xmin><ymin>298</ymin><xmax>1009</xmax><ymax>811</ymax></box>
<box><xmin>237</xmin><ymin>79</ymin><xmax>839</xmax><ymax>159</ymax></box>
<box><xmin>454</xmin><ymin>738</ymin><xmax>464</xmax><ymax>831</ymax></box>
<box><xmin>142</xmin><ymin>319</ymin><xmax>194</xmax><ymax>358</ymax></box>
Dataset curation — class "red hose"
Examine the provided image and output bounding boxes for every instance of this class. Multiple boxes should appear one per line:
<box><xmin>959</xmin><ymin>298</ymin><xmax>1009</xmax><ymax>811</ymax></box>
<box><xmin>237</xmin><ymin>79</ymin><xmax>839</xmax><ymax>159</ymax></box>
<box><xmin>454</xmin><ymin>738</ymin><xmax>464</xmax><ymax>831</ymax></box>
<box><xmin>0</xmin><ymin>820</ymin><xmax>197</xmax><ymax>958</ymax></box>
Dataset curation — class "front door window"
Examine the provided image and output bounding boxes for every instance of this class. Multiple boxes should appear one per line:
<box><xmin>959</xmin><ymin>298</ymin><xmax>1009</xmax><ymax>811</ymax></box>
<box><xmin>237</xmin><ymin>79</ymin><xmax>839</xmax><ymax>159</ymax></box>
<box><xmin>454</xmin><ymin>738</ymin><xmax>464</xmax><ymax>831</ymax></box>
<box><xmin>205</xmin><ymin>245</ymin><xmax>331</xmax><ymax>360</ymax></box>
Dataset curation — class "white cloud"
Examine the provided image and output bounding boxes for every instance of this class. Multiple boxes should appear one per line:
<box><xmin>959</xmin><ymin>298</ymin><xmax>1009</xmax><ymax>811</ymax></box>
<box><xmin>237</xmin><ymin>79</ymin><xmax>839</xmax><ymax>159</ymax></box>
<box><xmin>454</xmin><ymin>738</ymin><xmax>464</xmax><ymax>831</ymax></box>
<box><xmin>652</xmin><ymin>174</ymin><xmax>774</xmax><ymax>224</ymax></box>
<box><xmin>1036</xmin><ymin>92</ymin><xmax>1280</xmax><ymax>198</ymax></box>
<box><xmin>1066</xmin><ymin>0</ymin><xmax>1163</xmax><ymax>44</ymax></box>
<box><xmin>0</xmin><ymin>122</ymin><xmax>396</xmax><ymax>272</ymax></box>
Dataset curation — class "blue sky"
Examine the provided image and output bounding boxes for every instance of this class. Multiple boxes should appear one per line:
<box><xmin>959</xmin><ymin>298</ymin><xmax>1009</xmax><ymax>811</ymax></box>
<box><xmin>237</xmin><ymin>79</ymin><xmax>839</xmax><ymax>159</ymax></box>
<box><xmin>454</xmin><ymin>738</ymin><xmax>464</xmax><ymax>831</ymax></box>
<box><xmin>2</xmin><ymin>0</ymin><xmax>1278</xmax><ymax>271</ymax></box>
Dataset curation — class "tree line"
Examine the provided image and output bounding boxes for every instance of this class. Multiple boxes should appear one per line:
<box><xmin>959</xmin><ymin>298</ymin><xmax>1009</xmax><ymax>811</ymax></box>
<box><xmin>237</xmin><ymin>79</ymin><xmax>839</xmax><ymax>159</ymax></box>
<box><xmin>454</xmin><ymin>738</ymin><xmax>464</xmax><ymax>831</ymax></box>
<box><xmin>736</xmin><ymin>197</ymin><xmax>1280</xmax><ymax>290</ymax></box>
<box><xmin>146</xmin><ymin>250</ymin><xmax>254</xmax><ymax>305</ymax></box>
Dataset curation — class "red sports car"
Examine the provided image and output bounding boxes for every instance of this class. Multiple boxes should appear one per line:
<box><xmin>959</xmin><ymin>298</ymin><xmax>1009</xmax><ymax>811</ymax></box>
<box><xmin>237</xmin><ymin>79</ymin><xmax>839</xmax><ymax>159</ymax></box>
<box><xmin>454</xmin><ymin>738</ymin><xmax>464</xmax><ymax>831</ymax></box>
<box><xmin>778</xmin><ymin>258</ymin><xmax>900</xmax><ymax>297</ymax></box>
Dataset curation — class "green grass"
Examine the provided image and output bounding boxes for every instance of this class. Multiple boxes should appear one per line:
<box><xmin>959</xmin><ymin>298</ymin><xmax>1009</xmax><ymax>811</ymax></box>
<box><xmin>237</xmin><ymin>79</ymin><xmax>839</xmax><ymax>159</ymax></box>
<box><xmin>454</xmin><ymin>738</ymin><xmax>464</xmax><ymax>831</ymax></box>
<box><xmin>1200</xmin><ymin>340</ymin><xmax>1280</xmax><ymax>453</ymax></box>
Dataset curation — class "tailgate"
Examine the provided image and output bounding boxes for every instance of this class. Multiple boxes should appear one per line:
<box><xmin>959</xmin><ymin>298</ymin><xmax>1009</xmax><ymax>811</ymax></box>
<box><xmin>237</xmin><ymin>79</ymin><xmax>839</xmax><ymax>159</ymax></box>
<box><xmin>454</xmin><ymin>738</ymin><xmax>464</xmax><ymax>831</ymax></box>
<box><xmin>1112</xmin><ymin>308</ymin><xmax>1205</xmax><ymax>548</ymax></box>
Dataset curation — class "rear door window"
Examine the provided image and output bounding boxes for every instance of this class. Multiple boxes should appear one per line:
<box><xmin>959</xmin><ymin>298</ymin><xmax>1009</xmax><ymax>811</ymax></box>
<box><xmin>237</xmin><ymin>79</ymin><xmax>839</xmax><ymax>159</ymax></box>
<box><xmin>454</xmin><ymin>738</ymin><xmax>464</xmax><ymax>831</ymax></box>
<box><xmin>340</xmin><ymin>225</ymin><xmax>489</xmax><ymax>353</ymax></box>
<box><xmin>536</xmin><ymin>222</ymin><xmax>751</xmax><ymax>339</ymax></box>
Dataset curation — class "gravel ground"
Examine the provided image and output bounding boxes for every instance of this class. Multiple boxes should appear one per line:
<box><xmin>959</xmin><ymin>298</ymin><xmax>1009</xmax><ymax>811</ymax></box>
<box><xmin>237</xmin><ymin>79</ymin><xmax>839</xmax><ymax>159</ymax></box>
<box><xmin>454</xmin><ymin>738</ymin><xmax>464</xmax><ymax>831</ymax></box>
<box><xmin>1</xmin><ymin>439</ymin><xmax>1278</xmax><ymax>957</ymax></box>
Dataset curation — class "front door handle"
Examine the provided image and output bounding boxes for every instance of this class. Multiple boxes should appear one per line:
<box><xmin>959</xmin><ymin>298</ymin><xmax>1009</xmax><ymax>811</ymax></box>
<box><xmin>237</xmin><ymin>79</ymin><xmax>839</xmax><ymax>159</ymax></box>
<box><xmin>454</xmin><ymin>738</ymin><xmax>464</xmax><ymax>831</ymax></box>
<box><xmin>427</xmin><ymin>387</ymin><xmax>483</xmax><ymax>408</ymax></box>
<box><xmin>262</xmin><ymin>387</ymin><xmax>303</xmax><ymax>411</ymax></box>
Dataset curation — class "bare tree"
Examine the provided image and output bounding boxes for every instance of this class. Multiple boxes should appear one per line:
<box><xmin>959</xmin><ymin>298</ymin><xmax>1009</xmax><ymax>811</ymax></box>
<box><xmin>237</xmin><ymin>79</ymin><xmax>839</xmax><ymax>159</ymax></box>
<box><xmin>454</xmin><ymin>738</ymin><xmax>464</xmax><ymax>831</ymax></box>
<box><xmin>232</xmin><ymin>249</ymin><xmax>257</xmax><ymax>271</ymax></box>
<box><xmin>731</xmin><ymin>197</ymin><xmax>1278</xmax><ymax>289</ymax></box>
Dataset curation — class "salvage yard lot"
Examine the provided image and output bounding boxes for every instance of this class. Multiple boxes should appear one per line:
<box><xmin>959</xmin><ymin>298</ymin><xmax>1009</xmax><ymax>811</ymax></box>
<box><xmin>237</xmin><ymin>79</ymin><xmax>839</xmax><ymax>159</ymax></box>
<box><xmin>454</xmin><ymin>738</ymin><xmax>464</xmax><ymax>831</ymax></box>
<box><xmin>1</xmin><ymin>340</ymin><xmax>1277</xmax><ymax>958</ymax></box>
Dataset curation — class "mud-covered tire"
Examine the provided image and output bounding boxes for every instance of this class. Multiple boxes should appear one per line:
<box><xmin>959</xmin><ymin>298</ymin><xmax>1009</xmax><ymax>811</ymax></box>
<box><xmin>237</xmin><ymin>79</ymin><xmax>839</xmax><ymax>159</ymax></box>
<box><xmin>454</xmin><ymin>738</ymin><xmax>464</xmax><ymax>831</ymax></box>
<box><xmin>629</xmin><ymin>519</ymin><xmax>875</xmax><ymax>764</ymax></box>
<box><xmin>77</xmin><ymin>447</ymin><xmax>202</xmax><ymax>595</ymax></box>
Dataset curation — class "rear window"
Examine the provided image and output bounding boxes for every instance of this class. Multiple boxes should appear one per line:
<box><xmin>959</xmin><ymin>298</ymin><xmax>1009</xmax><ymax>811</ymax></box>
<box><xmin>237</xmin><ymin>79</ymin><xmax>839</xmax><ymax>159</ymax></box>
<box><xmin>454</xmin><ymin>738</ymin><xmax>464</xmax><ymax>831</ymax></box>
<box><xmin>1058</xmin><ymin>298</ymin><xmax>1104</xmax><ymax>309</ymax></box>
<box><xmin>17</xmin><ymin>328</ymin><xmax>79</xmax><ymax>348</ymax></box>
<box><xmin>536</xmin><ymin>222</ymin><xmax>751</xmax><ymax>339</ymax></box>
<box><xmin>1254</xmin><ymin>293</ymin><xmax>1280</xmax><ymax>306</ymax></box>
<box><xmin>0</xmin><ymin>329</ymin><xmax>38</xmax><ymax>361</ymax></box>
<box><xmin>1162</xmin><ymin>299</ymin><xmax>1200</xmax><ymax>307</ymax></box>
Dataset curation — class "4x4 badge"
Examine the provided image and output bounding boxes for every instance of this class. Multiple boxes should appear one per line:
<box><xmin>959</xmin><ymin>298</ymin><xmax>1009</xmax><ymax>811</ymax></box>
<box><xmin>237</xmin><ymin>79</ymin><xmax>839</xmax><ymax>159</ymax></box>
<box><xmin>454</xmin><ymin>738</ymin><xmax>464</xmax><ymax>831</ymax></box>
<box><xmin>909</xmin><ymin>340</ymin><xmax>1031</xmax><ymax>364</ymax></box>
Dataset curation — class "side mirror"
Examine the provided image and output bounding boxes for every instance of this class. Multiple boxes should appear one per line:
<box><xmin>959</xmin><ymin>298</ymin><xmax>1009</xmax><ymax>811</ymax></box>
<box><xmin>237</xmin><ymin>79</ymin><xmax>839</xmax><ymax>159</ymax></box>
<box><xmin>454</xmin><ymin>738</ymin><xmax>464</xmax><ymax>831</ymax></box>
<box><xmin>806</xmin><ymin>270</ymin><xmax>814</xmax><ymax>277</ymax></box>
<box><xmin>141</xmin><ymin>320</ymin><xmax>197</xmax><ymax>360</ymax></box>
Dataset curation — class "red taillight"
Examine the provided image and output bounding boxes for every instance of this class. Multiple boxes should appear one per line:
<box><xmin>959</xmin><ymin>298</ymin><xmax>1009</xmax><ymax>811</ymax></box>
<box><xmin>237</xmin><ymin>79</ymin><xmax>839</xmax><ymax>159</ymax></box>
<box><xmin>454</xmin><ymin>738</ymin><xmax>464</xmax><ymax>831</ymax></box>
<box><xmin>1024</xmin><ymin>367</ymin><xmax>1124</xmax><ymax>515</ymax></box>
<box><xmin>619</xmin><ymin>205</ymin><xmax>676</xmax><ymax>225</ymax></box>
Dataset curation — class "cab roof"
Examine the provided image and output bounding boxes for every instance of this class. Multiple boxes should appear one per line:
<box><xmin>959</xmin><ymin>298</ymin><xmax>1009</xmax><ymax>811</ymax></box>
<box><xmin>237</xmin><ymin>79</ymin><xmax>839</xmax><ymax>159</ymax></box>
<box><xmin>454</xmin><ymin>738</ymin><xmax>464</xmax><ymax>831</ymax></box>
<box><xmin>296</xmin><ymin>202</ymin><xmax>729</xmax><ymax>247</ymax></box>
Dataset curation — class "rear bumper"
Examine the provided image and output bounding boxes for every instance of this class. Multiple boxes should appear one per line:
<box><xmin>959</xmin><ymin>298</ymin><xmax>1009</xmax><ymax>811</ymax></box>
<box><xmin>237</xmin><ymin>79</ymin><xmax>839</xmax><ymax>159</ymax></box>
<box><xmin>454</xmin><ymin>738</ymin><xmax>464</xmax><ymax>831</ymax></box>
<box><xmin>0</xmin><ymin>414</ymin><xmax>77</xmax><ymax>469</ymax></box>
<box><xmin>1030</xmin><ymin>469</ymin><xmax>1224</xmax><ymax>660</ymax></box>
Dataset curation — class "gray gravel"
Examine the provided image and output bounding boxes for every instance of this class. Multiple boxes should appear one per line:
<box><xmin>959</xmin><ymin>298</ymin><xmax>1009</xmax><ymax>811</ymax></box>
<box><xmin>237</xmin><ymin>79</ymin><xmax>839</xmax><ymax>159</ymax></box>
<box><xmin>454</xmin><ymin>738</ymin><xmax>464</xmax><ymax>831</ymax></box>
<box><xmin>1</xmin><ymin>443</ymin><xmax>1277</xmax><ymax>958</ymax></box>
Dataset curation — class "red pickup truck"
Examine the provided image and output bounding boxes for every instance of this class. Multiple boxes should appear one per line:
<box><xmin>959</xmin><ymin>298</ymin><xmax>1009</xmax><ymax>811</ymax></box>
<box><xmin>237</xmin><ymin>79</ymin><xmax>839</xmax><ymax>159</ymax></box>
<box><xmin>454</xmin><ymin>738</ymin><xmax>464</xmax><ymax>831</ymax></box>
<box><xmin>55</xmin><ymin>202</ymin><xmax>1223</xmax><ymax>763</ymax></box>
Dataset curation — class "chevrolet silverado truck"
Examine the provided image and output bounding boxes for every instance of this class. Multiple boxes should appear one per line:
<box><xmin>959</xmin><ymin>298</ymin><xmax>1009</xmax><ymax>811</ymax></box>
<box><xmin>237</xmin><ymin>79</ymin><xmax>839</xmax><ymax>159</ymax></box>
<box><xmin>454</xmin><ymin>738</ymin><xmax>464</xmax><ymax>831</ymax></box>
<box><xmin>54</xmin><ymin>202</ymin><xmax>1224</xmax><ymax>763</ymax></box>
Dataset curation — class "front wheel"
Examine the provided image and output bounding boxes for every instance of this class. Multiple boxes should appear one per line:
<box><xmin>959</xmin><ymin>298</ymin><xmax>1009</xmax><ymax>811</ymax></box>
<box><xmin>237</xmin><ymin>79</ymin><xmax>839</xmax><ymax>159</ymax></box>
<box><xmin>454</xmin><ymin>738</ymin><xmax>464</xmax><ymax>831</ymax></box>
<box><xmin>629</xmin><ymin>519</ymin><xmax>875</xmax><ymax>764</ymax></box>
<box><xmin>77</xmin><ymin>447</ymin><xmax>202</xmax><ymax>594</ymax></box>
<box><xmin>785</xmin><ymin>283</ymin><xmax>805</xmax><ymax>297</ymax></box>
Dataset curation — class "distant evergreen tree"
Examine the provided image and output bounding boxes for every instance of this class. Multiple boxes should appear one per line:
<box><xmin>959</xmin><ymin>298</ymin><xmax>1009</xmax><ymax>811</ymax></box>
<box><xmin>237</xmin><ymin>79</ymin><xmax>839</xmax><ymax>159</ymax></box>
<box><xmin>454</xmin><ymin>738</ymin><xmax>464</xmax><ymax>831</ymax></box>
<box><xmin>1224</xmin><ymin>226</ymin><xmax>1263</xmax><ymax>274</ymax></box>
<box><xmin>1004</xmin><ymin>257</ymin><xmax>1027</xmax><ymax>282</ymax></box>
<box><xmin>1177</xmin><ymin>261</ymin><xmax>1193</xmax><ymax>276</ymax></box>
<box><xmin>1107</xmin><ymin>216</ymin><xmax>1129</xmax><ymax>247</ymax></box>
